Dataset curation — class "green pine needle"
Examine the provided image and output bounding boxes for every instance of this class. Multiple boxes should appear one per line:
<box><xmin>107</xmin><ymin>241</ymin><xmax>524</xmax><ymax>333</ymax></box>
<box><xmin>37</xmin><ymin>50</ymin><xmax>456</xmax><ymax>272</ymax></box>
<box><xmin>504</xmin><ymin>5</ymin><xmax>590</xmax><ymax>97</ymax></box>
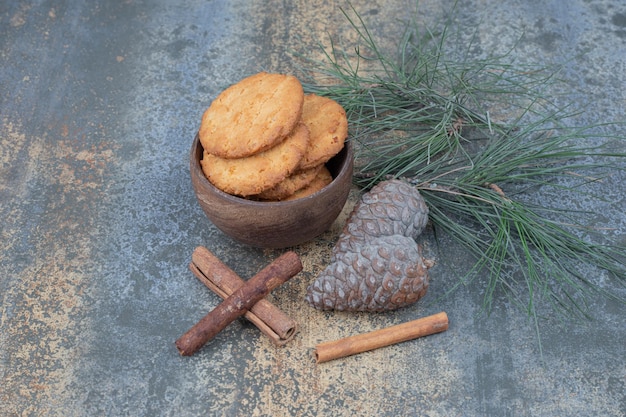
<box><xmin>295</xmin><ymin>2</ymin><xmax>626</xmax><ymax>323</ymax></box>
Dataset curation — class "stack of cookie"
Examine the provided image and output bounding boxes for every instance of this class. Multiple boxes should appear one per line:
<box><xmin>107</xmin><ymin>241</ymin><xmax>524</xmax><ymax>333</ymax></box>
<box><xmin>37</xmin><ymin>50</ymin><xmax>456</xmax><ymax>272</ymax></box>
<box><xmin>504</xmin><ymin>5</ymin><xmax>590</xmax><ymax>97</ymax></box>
<box><xmin>198</xmin><ymin>72</ymin><xmax>348</xmax><ymax>201</ymax></box>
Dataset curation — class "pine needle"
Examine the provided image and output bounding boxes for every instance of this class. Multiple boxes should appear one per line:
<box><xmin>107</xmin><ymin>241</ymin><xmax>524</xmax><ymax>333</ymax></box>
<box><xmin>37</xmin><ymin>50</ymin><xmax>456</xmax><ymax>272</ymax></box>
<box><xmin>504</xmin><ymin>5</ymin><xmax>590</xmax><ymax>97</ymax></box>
<box><xmin>295</xmin><ymin>2</ymin><xmax>626</xmax><ymax>322</ymax></box>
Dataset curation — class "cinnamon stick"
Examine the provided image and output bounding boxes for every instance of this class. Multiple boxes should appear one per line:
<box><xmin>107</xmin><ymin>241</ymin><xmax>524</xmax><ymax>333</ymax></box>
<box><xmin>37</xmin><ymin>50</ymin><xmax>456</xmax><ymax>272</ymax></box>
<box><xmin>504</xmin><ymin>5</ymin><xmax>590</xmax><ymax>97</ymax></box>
<box><xmin>314</xmin><ymin>312</ymin><xmax>449</xmax><ymax>363</ymax></box>
<box><xmin>176</xmin><ymin>251</ymin><xmax>302</xmax><ymax>356</ymax></box>
<box><xmin>189</xmin><ymin>246</ymin><xmax>298</xmax><ymax>345</ymax></box>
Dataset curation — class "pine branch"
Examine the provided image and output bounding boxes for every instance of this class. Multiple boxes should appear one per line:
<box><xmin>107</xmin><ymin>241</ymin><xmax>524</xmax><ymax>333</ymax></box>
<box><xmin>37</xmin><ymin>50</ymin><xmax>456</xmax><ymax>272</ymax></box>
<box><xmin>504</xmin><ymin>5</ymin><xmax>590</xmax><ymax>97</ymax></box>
<box><xmin>294</xmin><ymin>1</ymin><xmax>626</xmax><ymax>322</ymax></box>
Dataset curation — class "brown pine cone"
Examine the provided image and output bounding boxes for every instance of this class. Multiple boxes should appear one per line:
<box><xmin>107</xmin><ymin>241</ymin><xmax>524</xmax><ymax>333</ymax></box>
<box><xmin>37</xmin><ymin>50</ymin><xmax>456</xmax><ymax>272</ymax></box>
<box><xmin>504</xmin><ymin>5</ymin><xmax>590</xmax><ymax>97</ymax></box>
<box><xmin>332</xmin><ymin>180</ymin><xmax>430</xmax><ymax>259</ymax></box>
<box><xmin>305</xmin><ymin>235</ymin><xmax>430</xmax><ymax>311</ymax></box>
<box><xmin>306</xmin><ymin>179</ymin><xmax>433</xmax><ymax>312</ymax></box>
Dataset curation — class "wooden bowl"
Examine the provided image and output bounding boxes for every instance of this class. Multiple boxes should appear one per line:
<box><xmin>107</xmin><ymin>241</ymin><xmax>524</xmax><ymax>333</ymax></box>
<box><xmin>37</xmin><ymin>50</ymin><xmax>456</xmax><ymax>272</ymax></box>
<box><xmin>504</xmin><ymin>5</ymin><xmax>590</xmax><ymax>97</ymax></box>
<box><xmin>190</xmin><ymin>134</ymin><xmax>354</xmax><ymax>248</ymax></box>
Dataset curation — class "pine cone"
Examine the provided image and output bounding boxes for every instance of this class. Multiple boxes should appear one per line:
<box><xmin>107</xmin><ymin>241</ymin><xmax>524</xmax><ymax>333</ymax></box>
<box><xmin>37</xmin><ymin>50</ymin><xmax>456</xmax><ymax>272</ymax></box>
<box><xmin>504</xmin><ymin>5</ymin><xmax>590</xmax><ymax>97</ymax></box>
<box><xmin>306</xmin><ymin>235</ymin><xmax>430</xmax><ymax>311</ymax></box>
<box><xmin>332</xmin><ymin>179</ymin><xmax>430</xmax><ymax>260</ymax></box>
<box><xmin>306</xmin><ymin>179</ymin><xmax>433</xmax><ymax>312</ymax></box>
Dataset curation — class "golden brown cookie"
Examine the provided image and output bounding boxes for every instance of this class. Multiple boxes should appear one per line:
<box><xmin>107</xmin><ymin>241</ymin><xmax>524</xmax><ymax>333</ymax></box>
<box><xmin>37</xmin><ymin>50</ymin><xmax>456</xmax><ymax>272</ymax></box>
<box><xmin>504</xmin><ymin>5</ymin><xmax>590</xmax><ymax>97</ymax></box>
<box><xmin>255</xmin><ymin>165</ymin><xmax>324</xmax><ymax>201</ymax></box>
<box><xmin>199</xmin><ymin>72</ymin><xmax>305</xmax><ymax>159</ymax></box>
<box><xmin>283</xmin><ymin>166</ymin><xmax>333</xmax><ymax>201</ymax></box>
<box><xmin>298</xmin><ymin>94</ymin><xmax>348</xmax><ymax>170</ymax></box>
<box><xmin>201</xmin><ymin>123</ymin><xmax>310</xmax><ymax>197</ymax></box>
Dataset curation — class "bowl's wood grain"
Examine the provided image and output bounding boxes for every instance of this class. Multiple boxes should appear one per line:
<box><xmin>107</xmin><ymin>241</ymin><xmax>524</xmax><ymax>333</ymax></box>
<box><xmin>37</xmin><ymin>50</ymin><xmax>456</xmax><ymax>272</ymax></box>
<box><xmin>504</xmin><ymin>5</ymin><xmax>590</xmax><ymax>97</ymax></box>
<box><xmin>190</xmin><ymin>134</ymin><xmax>353</xmax><ymax>248</ymax></box>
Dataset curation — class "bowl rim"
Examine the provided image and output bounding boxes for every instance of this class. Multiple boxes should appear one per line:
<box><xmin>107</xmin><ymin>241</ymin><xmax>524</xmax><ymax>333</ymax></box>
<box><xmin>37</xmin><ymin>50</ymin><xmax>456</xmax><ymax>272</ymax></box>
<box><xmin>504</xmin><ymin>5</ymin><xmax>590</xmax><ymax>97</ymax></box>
<box><xmin>191</xmin><ymin>133</ymin><xmax>354</xmax><ymax>207</ymax></box>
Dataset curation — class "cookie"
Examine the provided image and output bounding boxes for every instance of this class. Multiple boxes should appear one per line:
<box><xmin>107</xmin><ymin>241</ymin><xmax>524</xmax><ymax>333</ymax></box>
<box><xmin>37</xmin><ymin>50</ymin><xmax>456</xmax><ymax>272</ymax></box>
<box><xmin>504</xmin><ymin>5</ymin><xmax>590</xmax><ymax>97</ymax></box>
<box><xmin>201</xmin><ymin>123</ymin><xmax>310</xmax><ymax>197</ymax></box>
<box><xmin>298</xmin><ymin>94</ymin><xmax>348</xmax><ymax>170</ymax></box>
<box><xmin>255</xmin><ymin>165</ymin><xmax>324</xmax><ymax>201</ymax></box>
<box><xmin>199</xmin><ymin>72</ymin><xmax>305</xmax><ymax>159</ymax></box>
<box><xmin>283</xmin><ymin>165</ymin><xmax>333</xmax><ymax>201</ymax></box>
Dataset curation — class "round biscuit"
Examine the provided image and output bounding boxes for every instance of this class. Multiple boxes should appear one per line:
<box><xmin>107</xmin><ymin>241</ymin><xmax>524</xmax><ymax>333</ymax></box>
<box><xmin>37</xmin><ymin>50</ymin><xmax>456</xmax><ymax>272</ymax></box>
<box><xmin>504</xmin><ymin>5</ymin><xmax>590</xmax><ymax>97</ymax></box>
<box><xmin>201</xmin><ymin>123</ymin><xmax>310</xmax><ymax>197</ymax></box>
<box><xmin>199</xmin><ymin>72</ymin><xmax>304</xmax><ymax>159</ymax></box>
<box><xmin>298</xmin><ymin>94</ymin><xmax>348</xmax><ymax>170</ymax></box>
<box><xmin>283</xmin><ymin>166</ymin><xmax>333</xmax><ymax>201</ymax></box>
<box><xmin>255</xmin><ymin>165</ymin><xmax>323</xmax><ymax>201</ymax></box>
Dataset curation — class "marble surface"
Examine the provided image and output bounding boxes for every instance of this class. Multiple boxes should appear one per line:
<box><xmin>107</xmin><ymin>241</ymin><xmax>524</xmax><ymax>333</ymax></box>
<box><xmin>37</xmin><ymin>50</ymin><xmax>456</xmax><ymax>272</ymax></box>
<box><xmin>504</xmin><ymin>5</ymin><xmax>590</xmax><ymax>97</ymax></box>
<box><xmin>1</xmin><ymin>1</ymin><xmax>625</xmax><ymax>416</ymax></box>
